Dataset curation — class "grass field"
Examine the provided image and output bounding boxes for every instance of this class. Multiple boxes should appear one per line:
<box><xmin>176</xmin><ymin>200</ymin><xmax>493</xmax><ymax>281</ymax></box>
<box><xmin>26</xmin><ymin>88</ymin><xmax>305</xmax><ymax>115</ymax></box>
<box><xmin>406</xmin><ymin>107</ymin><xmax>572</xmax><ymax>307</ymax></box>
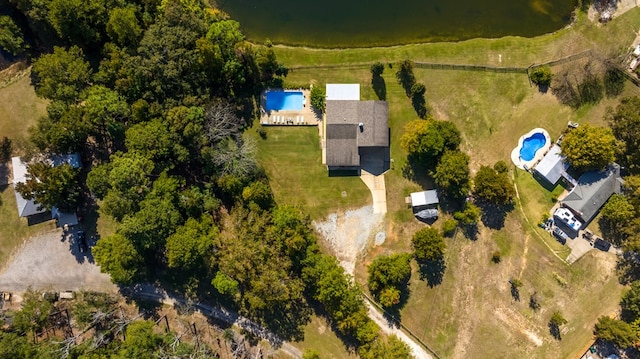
<box><xmin>251</xmin><ymin>9</ymin><xmax>640</xmax><ymax>357</ymax></box>
<box><xmin>0</xmin><ymin>69</ymin><xmax>50</xmax><ymax>269</ymax></box>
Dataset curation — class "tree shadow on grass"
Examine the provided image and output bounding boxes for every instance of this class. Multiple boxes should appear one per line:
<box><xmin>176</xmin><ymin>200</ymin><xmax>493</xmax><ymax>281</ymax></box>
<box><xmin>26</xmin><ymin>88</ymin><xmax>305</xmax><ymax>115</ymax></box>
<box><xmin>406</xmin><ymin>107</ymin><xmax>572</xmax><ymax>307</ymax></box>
<box><xmin>549</xmin><ymin>322</ymin><xmax>562</xmax><ymax>340</ymax></box>
<box><xmin>262</xmin><ymin>301</ymin><xmax>311</xmax><ymax>341</ymax></box>
<box><xmin>477</xmin><ymin>200</ymin><xmax>515</xmax><ymax>230</ymax></box>
<box><xmin>372</xmin><ymin>75</ymin><xmax>386</xmax><ymax>101</ymax></box>
<box><xmin>616</xmin><ymin>253</ymin><xmax>640</xmax><ymax>285</ymax></box>
<box><xmin>411</xmin><ymin>94</ymin><xmax>428</xmax><ymax>119</ymax></box>
<box><xmin>418</xmin><ymin>258</ymin><xmax>446</xmax><ymax>287</ymax></box>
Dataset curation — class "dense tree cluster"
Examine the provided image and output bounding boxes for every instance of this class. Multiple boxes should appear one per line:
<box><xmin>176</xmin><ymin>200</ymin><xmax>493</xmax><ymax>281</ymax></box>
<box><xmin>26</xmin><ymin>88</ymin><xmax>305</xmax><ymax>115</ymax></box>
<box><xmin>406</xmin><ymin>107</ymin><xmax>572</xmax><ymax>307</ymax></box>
<box><xmin>6</xmin><ymin>0</ymin><xmax>404</xmax><ymax>354</ymax></box>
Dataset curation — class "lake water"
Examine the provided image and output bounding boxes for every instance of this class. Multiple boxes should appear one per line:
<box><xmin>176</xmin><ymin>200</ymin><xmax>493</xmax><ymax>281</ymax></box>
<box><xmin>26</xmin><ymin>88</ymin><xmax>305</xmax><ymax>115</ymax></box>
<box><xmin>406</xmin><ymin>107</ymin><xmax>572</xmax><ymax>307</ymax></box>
<box><xmin>220</xmin><ymin>0</ymin><xmax>577</xmax><ymax>47</ymax></box>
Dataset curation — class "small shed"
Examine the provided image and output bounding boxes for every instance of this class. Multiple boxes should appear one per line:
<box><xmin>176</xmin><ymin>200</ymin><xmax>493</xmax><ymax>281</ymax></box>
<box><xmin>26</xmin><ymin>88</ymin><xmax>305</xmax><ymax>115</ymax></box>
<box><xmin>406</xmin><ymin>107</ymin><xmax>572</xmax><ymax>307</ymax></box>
<box><xmin>410</xmin><ymin>190</ymin><xmax>439</xmax><ymax>208</ymax></box>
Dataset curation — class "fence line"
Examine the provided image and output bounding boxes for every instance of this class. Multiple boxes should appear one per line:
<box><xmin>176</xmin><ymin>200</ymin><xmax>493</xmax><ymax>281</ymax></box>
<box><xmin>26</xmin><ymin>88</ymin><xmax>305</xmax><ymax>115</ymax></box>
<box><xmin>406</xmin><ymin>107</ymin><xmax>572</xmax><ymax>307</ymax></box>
<box><xmin>288</xmin><ymin>49</ymin><xmax>595</xmax><ymax>74</ymax></box>
<box><xmin>362</xmin><ymin>293</ymin><xmax>442</xmax><ymax>359</ymax></box>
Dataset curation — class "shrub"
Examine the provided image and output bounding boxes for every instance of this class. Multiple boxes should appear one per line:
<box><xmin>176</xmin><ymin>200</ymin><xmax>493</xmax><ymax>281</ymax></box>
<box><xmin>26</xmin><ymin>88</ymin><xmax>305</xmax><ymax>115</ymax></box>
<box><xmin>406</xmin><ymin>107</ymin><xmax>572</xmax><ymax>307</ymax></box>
<box><xmin>530</xmin><ymin>66</ymin><xmax>553</xmax><ymax>87</ymax></box>
<box><xmin>370</xmin><ymin>62</ymin><xmax>384</xmax><ymax>77</ymax></box>
<box><xmin>442</xmin><ymin>218</ymin><xmax>458</xmax><ymax>237</ymax></box>
<box><xmin>491</xmin><ymin>251</ymin><xmax>501</xmax><ymax>263</ymax></box>
<box><xmin>310</xmin><ymin>85</ymin><xmax>325</xmax><ymax>111</ymax></box>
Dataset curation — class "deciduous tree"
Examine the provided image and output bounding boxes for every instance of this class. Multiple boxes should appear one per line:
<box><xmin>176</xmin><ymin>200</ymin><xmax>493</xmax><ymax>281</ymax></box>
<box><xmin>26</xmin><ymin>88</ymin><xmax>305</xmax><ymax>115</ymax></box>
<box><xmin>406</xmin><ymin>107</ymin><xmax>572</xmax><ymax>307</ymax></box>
<box><xmin>32</xmin><ymin>46</ymin><xmax>92</xmax><ymax>103</ymax></box>
<box><xmin>412</xmin><ymin>227</ymin><xmax>446</xmax><ymax>262</ymax></box>
<box><xmin>93</xmin><ymin>233</ymin><xmax>143</xmax><ymax>285</ymax></box>
<box><xmin>594</xmin><ymin>316</ymin><xmax>638</xmax><ymax>348</ymax></box>
<box><xmin>609</xmin><ymin>96</ymin><xmax>640</xmax><ymax>173</ymax></box>
<box><xmin>432</xmin><ymin>150</ymin><xmax>471</xmax><ymax>199</ymax></box>
<box><xmin>367</xmin><ymin>253</ymin><xmax>412</xmax><ymax>308</ymax></box>
<box><xmin>473</xmin><ymin>164</ymin><xmax>515</xmax><ymax>205</ymax></box>
<box><xmin>15</xmin><ymin>162</ymin><xmax>81</xmax><ymax>211</ymax></box>
<box><xmin>561</xmin><ymin>124</ymin><xmax>618</xmax><ymax>172</ymax></box>
<box><xmin>0</xmin><ymin>16</ymin><xmax>26</xmax><ymax>55</ymax></box>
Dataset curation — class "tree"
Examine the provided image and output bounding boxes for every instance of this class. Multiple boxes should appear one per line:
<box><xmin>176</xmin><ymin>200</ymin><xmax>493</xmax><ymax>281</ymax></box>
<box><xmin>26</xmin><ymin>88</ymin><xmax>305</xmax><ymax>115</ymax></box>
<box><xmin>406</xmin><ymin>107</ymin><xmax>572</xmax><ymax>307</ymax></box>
<box><xmin>360</xmin><ymin>335</ymin><xmax>412</xmax><ymax>359</ymax></box>
<box><xmin>594</xmin><ymin>316</ymin><xmax>638</xmax><ymax>348</ymax></box>
<box><xmin>530</xmin><ymin>66</ymin><xmax>553</xmax><ymax>87</ymax></box>
<box><xmin>15</xmin><ymin>162</ymin><xmax>81</xmax><ymax>211</ymax></box>
<box><xmin>13</xmin><ymin>289</ymin><xmax>53</xmax><ymax>339</ymax></box>
<box><xmin>370</xmin><ymin>62</ymin><xmax>384</xmax><ymax>77</ymax></box>
<box><xmin>367</xmin><ymin>253</ymin><xmax>412</xmax><ymax>308</ymax></box>
<box><xmin>242</xmin><ymin>181</ymin><xmax>274</xmax><ymax>209</ymax></box>
<box><xmin>106</xmin><ymin>6</ymin><xmax>142</xmax><ymax>47</ymax></box>
<box><xmin>395</xmin><ymin>60</ymin><xmax>415</xmax><ymax>96</ymax></box>
<box><xmin>165</xmin><ymin>217</ymin><xmax>216</xmax><ymax>271</ymax></box>
<box><xmin>561</xmin><ymin>124</ymin><xmax>618</xmax><ymax>172</ymax></box>
<box><xmin>473</xmin><ymin>164</ymin><xmax>515</xmax><ymax>205</ymax></box>
<box><xmin>454</xmin><ymin>202</ymin><xmax>481</xmax><ymax>226</ymax></box>
<box><xmin>600</xmin><ymin>194</ymin><xmax>635</xmax><ymax>243</ymax></box>
<box><xmin>549</xmin><ymin>311</ymin><xmax>568</xmax><ymax>340</ymax></box>
<box><xmin>412</xmin><ymin>227</ymin><xmax>446</xmax><ymax>262</ymax></box>
<box><xmin>0</xmin><ymin>16</ymin><xmax>26</xmax><ymax>56</ymax></box>
<box><xmin>400</xmin><ymin>119</ymin><xmax>455</xmax><ymax>167</ymax></box>
<box><xmin>609</xmin><ymin>96</ymin><xmax>640</xmax><ymax>174</ymax></box>
<box><xmin>622</xmin><ymin>281</ymin><xmax>640</xmax><ymax>322</ymax></box>
<box><xmin>432</xmin><ymin>150</ymin><xmax>471</xmax><ymax>199</ymax></box>
<box><xmin>93</xmin><ymin>234</ymin><xmax>144</xmax><ymax>285</ymax></box>
<box><xmin>32</xmin><ymin>46</ymin><xmax>92</xmax><ymax>103</ymax></box>
<box><xmin>47</xmin><ymin>0</ymin><xmax>114</xmax><ymax>46</ymax></box>
<box><xmin>310</xmin><ymin>85</ymin><xmax>325</xmax><ymax>111</ymax></box>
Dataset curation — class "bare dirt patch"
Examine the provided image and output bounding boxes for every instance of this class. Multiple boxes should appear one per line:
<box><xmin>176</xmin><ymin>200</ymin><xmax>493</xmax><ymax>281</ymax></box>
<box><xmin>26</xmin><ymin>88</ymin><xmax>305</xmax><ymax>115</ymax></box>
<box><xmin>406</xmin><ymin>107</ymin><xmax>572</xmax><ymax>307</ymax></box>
<box><xmin>313</xmin><ymin>206</ymin><xmax>385</xmax><ymax>275</ymax></box>
<box><xmin>0</xmin><ymin>229</ymin><xmax>116</xmax><ymax>292</ymax></box>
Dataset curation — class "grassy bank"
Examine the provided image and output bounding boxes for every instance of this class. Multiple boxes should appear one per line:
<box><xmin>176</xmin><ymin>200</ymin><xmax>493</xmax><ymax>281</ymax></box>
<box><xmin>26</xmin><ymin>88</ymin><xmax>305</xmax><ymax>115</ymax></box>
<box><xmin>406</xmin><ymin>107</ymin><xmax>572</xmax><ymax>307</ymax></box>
<box><xmin>273</xmin><ymin>9</ymin><xmax>640</xmax><ymax>68</ymax></box>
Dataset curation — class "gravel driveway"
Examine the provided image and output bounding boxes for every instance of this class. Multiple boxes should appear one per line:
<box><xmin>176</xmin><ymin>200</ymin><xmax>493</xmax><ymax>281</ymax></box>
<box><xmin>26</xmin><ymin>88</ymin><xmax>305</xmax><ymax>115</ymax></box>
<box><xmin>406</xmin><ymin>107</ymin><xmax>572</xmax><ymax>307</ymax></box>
<box><xmin>0</xmin><ymin>229</ymin><xmax>116</xmax><ymax>292</ymax></box>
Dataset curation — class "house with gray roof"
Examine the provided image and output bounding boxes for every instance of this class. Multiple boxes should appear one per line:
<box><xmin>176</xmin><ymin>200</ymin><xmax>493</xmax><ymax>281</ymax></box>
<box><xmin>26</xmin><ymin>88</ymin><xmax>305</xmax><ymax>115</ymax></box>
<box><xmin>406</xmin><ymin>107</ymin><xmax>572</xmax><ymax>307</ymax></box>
<box><xmin>12</xmin><ymin>154</ymin><xmax>82</xmax><ymax>226</ymax></box>
<box><xmin>323</xmin><ymin>84</ymin><xmax>390</xmax><ymax>173</ymax></box>
<box><xmin>560</xmin><ymin>163</ymin><xmax>623</xmax><ymax>225</ymax></box>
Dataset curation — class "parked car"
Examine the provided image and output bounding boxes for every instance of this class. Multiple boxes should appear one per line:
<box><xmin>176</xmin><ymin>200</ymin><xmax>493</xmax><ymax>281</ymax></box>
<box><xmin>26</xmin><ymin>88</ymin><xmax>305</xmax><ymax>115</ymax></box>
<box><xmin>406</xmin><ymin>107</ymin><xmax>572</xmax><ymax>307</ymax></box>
<box><xmin>594</xmin><ymin>238</ymin><xmax>611</xmax><ymax>252</ymax></box>
<box><xmin>77</xmin><ymin>231</ymin><xmax>87</xmax><ymax>253</ymax></box>
<box><xmin>553</xmin><ymin>227</ymin><xmax>568</xmax><ymax>244</ymax></box>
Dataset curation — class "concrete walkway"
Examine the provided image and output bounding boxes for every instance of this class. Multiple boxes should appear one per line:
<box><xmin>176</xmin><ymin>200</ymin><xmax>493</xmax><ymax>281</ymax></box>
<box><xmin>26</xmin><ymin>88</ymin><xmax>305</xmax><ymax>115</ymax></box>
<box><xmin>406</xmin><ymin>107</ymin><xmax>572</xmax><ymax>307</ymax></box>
<box><xmin>360</xmin><ymin>169</ymin><xmax>387</xmax><ymax>214</ymax></box>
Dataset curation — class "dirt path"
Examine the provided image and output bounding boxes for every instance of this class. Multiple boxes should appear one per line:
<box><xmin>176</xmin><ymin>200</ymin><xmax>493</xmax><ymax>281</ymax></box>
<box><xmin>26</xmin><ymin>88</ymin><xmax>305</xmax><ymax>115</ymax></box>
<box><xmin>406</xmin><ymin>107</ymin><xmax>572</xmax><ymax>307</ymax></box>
<box><xmin>0</xmin><ymin>229</ymin><xmax>116</xmax><ymax>292</ymax></box>
<box><xmin>313</xmin><ymin>205</ymin><xmax>385</xmax><ymax>274</ymax></box>
<box><xmin>364</xmin><ymin>301</ymin><xmax>433</xmax><ymax>359</ymax></box>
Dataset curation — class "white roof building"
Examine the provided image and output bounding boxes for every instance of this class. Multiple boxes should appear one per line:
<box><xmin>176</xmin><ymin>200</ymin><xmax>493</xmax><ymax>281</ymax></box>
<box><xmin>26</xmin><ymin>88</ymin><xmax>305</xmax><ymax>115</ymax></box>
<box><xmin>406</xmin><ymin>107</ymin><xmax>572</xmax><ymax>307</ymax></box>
<box><xmin>534</xmin><ymin>145</ymin><xmax>568</xmax><ymax>185</ymax></box>
<box><xmin>326</xmin><ymin>84</ymin><xmax>360</xmax><ymax>101</ymax></box>
<box><xmin>410</xmin><ymin>190</ymin><xmax>439</xmax><ymax>207</ymax></box>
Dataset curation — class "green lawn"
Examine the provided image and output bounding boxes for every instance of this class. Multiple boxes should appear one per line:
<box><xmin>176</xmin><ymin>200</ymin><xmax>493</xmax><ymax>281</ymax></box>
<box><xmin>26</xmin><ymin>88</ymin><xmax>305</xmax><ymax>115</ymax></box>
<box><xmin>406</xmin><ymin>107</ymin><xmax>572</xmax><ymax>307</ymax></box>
<box><xmin>0</xmin><ymin>69</ymin><xmax>51</xmax><ymax>269</ymax></box>
<box><xmin>0</xmin><ymin>71</ymin><xmax>47</xmax><ymax>145</ymax></box>
<box><xmin>246</xmin><ymin>126</ymin><xmax>370</xmax><ymax>219</ymax></box>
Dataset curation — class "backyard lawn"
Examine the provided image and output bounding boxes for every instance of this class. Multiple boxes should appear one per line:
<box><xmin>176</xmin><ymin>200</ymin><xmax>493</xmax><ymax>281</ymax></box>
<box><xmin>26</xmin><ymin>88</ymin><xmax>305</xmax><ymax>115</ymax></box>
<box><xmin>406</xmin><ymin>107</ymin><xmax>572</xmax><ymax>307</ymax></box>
<box><xmin>246</xmin><ymin>126</ymin><xmax>370</xmax><ymax>219</ymax></box>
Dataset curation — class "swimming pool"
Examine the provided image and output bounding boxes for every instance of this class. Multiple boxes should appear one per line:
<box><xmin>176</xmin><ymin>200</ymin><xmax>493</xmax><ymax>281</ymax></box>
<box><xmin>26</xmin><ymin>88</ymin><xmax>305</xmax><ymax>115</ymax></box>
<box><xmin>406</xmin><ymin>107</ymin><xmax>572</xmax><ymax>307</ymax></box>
<box><xmin>510</xmin><ymin>128</ymin><xmax>551</xmax><ymax>170</ymax></box>
<box><xmin>265</xmin><ymin>91</ymin><xmax>304</xmax><ymax>111</ymax></box>
<box><xmin>519</xmin><ymin>132</ymin><xmax>547</xmax><ymax>161</ymax></box>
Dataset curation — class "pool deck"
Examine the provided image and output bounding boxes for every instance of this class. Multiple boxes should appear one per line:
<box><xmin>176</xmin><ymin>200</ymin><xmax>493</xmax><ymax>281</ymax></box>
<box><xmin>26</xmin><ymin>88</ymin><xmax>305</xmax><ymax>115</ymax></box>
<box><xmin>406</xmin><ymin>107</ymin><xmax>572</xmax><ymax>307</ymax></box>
<box><xmin>511</xmin><ymin>128</ymin><xmax>551</xmax><ymax>170</ymax></box>
<box><xmin>259</xmin><ymin>89</ymin><xmax>320</xmax><ymax>126</ymax></box>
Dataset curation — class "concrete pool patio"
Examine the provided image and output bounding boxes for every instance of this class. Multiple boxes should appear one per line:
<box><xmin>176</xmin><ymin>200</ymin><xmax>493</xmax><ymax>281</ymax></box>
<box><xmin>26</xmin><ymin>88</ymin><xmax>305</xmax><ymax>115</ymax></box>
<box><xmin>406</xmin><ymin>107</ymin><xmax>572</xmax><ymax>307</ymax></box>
<box><xmin>259</xmin><ymin>88</ymin><xmax>320</xmax><ymax>126</ymax></box>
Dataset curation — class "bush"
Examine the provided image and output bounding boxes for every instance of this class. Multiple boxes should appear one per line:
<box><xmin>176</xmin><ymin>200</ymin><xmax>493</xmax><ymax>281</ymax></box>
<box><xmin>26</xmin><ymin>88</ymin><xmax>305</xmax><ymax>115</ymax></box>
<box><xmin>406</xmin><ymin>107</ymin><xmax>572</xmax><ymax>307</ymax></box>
<box><xmin>310</xmin><ymin>85</ymin><xmax>325</xmax><ymax>111</ymax></box>
<box><xmin>491</xmin><ymin>251</ymin><xmax>501</xmax><ymax>263</ymax></box>
<box><xmin>442</xmin><ymin>218</ymin><xmax>458</xmax><ymax>237</ymax></box>
<box><xmin>370</xmin><ymin>62</ymin><xmax>384</xmax><ymax>77</ymax></box>
<box><xmin>530</xmin><ymin>66</ymin><xmax>553</xmax><ymax>87</ymax></box>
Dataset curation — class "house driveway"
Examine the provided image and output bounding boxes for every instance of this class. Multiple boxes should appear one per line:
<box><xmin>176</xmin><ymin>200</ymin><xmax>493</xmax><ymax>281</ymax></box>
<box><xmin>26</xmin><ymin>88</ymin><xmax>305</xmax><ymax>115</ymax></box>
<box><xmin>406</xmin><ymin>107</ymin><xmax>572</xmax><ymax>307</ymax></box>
<box><xmin>0</xmin><ymin>229</ymin><xmax>116</xmax><ymax>293</ymax></box>
<box><xmin>360</xmin><ymin>169</ymin><xmax>387</xmax><ymax>214</ymax></box>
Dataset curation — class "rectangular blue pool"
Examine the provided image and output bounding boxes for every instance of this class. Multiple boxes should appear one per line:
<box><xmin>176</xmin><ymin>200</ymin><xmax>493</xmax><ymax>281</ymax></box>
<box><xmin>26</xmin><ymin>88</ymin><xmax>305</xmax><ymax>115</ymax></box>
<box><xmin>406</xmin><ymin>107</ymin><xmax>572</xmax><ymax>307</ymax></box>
<box><xmin>265</xmin><ymin>91</ymin><xmax>304</xmax><ymax>111</ymax></box>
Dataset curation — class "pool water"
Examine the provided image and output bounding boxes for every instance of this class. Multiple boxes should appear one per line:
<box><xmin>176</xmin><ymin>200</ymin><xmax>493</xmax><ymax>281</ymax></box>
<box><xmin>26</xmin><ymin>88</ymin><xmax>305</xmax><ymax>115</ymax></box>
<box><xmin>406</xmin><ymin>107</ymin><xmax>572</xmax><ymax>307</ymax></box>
<box><xmin>265</xmin><ymin>91</ymin><xmax>304</xmax><ymax>111</ymax></box>
<box><xmin>519</xmin><ymin>132</ymin><xmax>547</xmax><ymax>161</ymax></box>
